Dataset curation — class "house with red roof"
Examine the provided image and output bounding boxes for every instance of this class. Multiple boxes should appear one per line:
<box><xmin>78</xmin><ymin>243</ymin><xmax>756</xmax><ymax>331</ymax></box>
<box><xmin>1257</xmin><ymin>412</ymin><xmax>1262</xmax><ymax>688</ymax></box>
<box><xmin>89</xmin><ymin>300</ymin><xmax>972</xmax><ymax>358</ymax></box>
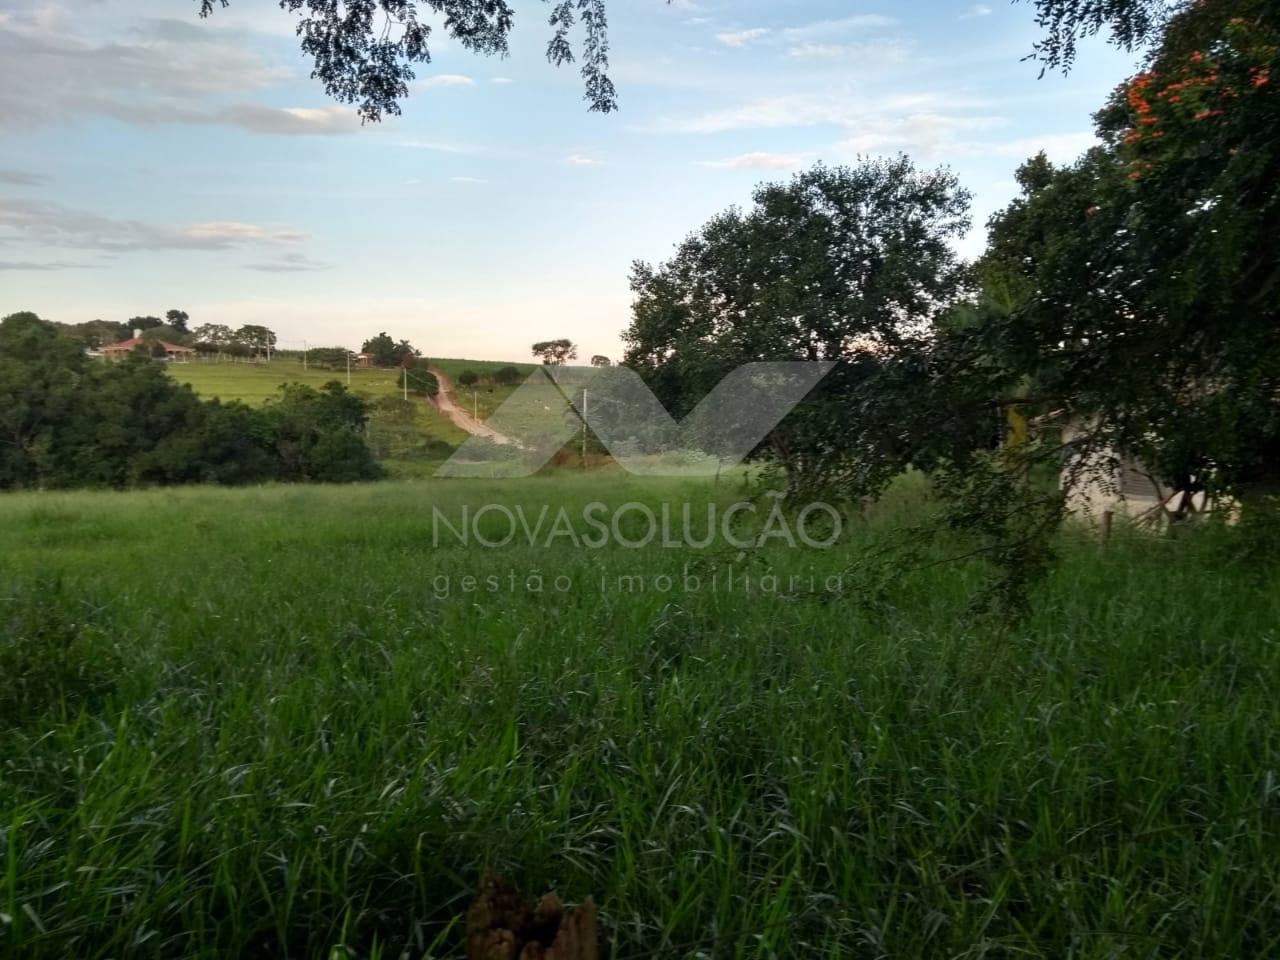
<box><xmin>100</xmin><ymin>336</ymin><xmax>195</xmax><ymax>363</ymax></box>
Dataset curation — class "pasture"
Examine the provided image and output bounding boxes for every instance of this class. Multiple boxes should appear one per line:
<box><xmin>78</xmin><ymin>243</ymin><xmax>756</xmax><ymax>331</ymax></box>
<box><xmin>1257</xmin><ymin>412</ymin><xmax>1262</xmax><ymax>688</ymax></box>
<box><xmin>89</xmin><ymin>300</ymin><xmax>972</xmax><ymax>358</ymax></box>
<box><xmin>2</xmin><ymin>475</ymin><xmax>1277</xmax><ymax>958</ymax></box>
<box><xmin>168</xmin><ymin>360</ymin><xmax>469</xmax><ymax>473</ymax></box>
<box><xmin>170</xmin><ymin>359</ymin><xmax>407</xmax><ymax>406</ymax></box>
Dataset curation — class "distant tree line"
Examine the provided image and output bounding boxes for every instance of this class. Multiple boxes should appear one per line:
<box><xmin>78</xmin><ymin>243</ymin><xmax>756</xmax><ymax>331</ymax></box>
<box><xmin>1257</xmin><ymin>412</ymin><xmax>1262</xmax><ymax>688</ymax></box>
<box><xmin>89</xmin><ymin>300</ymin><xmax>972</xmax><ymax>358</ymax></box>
<box><xmin>0</xmin><ymin>313</ymin><xmax>381</xmax><ymax>489</ymax></box>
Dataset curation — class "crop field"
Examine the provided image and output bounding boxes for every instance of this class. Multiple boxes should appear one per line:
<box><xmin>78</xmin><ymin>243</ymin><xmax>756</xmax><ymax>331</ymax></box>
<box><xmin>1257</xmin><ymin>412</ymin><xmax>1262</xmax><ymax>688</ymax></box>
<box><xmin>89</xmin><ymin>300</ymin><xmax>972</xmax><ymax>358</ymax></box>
<box><xmin>2</xmin><ymin>475</ymin><xmax>1278</xmax><ymax>958</ymax></box>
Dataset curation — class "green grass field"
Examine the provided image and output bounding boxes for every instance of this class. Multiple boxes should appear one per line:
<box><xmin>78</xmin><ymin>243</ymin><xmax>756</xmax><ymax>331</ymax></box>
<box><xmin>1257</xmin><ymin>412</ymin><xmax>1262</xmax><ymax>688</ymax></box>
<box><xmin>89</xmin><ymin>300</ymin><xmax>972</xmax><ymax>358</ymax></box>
<box><xmin>2</xmin><ymin>475</ymin><xmax>1278</xmax><ymax>958</ymax></box>
<box><xmin>168</xmin><ymin>360</ymin><xmax>469</xmax><ymax>471</ymax></box>
<box><xmin>430</xmin><ymin>358</ymin><xmax>537</xmax><ymax>383</ymax></box>
<box><xmin>170</xmin><ymin>359</ymin><xmax>410</xmax><ymax>405</ymax></box>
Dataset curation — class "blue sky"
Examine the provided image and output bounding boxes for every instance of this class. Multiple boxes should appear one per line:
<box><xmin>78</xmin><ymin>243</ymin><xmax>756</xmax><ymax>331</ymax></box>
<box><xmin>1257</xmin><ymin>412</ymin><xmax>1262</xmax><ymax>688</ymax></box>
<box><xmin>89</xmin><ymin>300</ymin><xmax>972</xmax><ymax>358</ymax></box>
<box><xmin>0</xmin><ymin>0</ymin><xmax>1141</xmax><ymax>361</ymax></box>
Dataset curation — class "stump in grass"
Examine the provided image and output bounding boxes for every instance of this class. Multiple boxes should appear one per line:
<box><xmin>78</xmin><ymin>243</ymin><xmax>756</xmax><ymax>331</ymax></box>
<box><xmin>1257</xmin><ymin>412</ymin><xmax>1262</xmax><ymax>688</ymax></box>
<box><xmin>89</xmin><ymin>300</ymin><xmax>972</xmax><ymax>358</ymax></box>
<box><xmin>466</xmin><ymin>874</ymin><xmax>598</xmax><ymax>960</ymax></box>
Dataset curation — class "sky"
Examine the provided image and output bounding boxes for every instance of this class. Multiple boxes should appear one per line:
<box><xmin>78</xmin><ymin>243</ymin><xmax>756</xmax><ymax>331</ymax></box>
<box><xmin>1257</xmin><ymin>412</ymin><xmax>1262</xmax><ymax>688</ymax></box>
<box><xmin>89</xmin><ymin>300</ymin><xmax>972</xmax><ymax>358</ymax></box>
<box><xmin>0</xmin><ymin>0</ymin><xmax>1142</xmax><ymax>361</ymax></box>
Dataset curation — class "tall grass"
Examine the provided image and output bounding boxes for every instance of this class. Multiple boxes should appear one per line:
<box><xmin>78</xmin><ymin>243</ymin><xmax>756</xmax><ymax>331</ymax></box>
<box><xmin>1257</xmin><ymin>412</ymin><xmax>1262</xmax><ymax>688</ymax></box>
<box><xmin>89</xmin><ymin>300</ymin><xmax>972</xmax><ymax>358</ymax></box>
<box><xmin>1</xmin><ymin>477</ymin><xmax>1277</xmax><ymax>958</ymax></box>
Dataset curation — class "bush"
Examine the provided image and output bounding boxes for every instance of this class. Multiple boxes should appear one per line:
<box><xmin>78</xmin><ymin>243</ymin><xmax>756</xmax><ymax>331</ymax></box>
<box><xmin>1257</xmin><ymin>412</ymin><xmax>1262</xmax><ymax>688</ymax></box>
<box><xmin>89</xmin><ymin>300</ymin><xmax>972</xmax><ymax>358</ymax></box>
<box><xmin>457</xmin><ymin>369</ymin><xmax>480</xmax><ymax>387</ymax></box>
<box><xmin>492</xmin><ymin>365</ymin><xmax>523</xmax><ymax>386</ymax></box>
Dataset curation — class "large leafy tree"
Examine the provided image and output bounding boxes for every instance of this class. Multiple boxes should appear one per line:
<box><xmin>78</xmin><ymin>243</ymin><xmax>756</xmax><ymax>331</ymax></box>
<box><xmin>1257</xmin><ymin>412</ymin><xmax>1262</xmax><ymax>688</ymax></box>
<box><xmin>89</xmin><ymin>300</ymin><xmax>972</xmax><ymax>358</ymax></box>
<box><xmin>193</xmin><ymin>323</ymin><xmax>236</xmax><ymax>347</ymax></box>
<box><xmin>976</xmin><ymin>0</ymin><xmax>1280</xmax><ymax>509</ymax></box>
<box><xmin>623</xmin><ymin>157</ymin><xmax>973</xmax><ymax>487</ymax></box>
<box><xmin>361</xmin><ymin>331</ymin><xmax>420</xmax><ymax>367</ymax></box>
<box><xmin>235</xmin><ymin>324</ymin><xmax>279</xmax><ymax>357</ymax></box>
<box><xmin>531</xmin><ymin>339</ymin><xmax>577</xmax><ymax>365</ymax></box>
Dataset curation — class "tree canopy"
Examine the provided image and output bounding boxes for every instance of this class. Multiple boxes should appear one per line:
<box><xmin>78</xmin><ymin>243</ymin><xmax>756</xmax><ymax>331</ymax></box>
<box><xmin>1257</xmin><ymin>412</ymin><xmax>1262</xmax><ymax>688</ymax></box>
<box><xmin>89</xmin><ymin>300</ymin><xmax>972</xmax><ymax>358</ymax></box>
<box><xmin>361</xmin><ymin>331</ymin><xmax>420</xmax><ymax>367</ymax></box>
<box><xmin>532</xmin><ymin>339</ymin><xmax>578</xmax><ymax>365</ymax></box>
<box><xmin>623</xmin><ymin>157</ymin><xmax>973</xmax><ymax>486</ymax></box>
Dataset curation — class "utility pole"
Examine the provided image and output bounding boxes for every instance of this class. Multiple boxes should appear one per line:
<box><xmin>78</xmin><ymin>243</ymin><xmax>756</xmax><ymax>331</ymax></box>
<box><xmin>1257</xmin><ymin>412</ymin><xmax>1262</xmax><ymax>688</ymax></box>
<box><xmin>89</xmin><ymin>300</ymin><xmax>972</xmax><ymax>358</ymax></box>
<box><xmin>472</xmin><ymin>390</ymin><xmax>478</xmax><ymax>420</ymax></box>
<box><xmin>346</xmin><ymin>351</ymin><xmax>352</xmax><ymax>386</ymax></box>
<box><xmin>303</xmin><ymin>340</ymin><xmax>308</xmax><ymax>371</ymax></box>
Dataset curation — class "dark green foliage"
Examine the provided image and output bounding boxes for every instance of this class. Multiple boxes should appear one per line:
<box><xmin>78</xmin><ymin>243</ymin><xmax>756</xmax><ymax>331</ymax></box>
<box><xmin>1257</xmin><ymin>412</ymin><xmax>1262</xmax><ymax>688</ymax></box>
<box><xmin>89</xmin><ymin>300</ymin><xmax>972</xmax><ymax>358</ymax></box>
<box><xmin>234</xmin><ymin>324</ymin><xmax>277</xmax><ymax>357</ymax></box>
<box><xmin>531</xmin><ymin>339</ymin><xmax>577</xmax><ymax>365</ymax></box>
<box><xmin>410</xmin><ymin>368</ymin><xmax>439</xmax><ymax>397</ymax></box>
<box><xmin>191</xmin><ymin>323</ymin><xmax>235</xmax><ymax>348</ymax></box>
<box><xmin>974</xmin><ymin>0</ymin><xmax>1280</xmax><ymax>505</ymax></box>
<box><xmin>492</xmin><ymin>364</ymin><xmax>523</xmax><ymax>386</ymax></box>
<box><xmin>307</xmin><ymin>346</ymin><xmax>354</xmax><ymax>370</ymax></box>
<box><xmin>127</xmin><ymin>315</ymin><xmax>164</xmax><ymax>333</ymax></box>
<box><xmin>839</xmin><ymin>0</ymin><xmax>1280</xmax><ymax>615</ymax></box>
<box><xmin>264</xmin><ymin>382</ymin><xmax>383</xmax><ymax>483</ymax></box>
<box><xmin>164</xmin><ymin>309</ymin><xmax>190</xmax><ymax>334</ymax></box>
<box><xmin>361</xmin><ymin>331</ymin><xmax>420</xmax><ymax>368</ymax></box>
<box><xmin>457</xmin><ymin>369</ymin><xmax>480</xmax><ymax>387</ymax></box>
<box><xmin>0</xmin><ymin>313</ymin><xmax>382</xmax><ymax>490</ymax></box>
<box><xmin>624</xmin><ymin>157</ymin><xmax>972</xmax><ymax>488</ymax></box>
<box><xmin>59</xmin><ymin>319</ymin><xmax>130</xmax><ymax>348</ymax></box>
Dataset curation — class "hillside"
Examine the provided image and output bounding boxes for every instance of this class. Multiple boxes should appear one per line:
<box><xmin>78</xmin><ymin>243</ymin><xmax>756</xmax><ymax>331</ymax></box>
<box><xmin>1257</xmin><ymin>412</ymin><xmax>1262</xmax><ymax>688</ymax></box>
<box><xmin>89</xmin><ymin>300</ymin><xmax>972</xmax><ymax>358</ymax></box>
<box><xmin>168</xmin><ymin>359</ymin><xmax>470</xmax><ymax>474</ymax></box>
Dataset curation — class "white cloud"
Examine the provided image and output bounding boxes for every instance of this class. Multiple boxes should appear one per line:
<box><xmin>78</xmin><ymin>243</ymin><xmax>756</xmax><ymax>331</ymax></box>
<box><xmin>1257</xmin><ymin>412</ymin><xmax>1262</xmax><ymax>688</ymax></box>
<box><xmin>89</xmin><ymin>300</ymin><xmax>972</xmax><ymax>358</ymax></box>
<box><xmin>566</xmin><ymin>154</ymin><xmax>602</xmax><ymax>167</ymax></box>
<box><xmin>0</xmin><ymin>9</ymin><xmax>375</xmax><ymax>137</ymax></box>
<box><xmin>0</xmin><ymin>196</ymin><xmax>308</xmax><ymax>253</ymax></box>
<box><xmin>0</xmin><ymin>169</ymin><xmax>47</xmax><ymax>186</ymax></box>
<box><xmin>961</xmin><ymin>5</ymin><xmax>994</xmax><ymax>18</ymax></box>
<box><xmin>788</xmin><ymin>39</ymin><xmax>909</xmax><ymax>64</ymax></box>
<box><xmin>490</xmin><ymin>76</ymin><xmax>514</xmax><ymax>84</ymax></box>
<box><xmin>783</xmin><ymin>15</ymin><xmax>897</xmax><ymax>41</ymax></box>
<box><xmin>0</xmin><ymin>11</ymin><xmax>289</xmax><ymax>130</ymax></box>
<box><xmin>0</xmin><ymin>259</ymin><xmax>100</xmax><ymax>272</ymax></box>
<box><xmin>398</xmin><ymin>139</ymin><xmax>491</xmax><ymax>155</ymax></box>
<box><xmin>448</xmin><ymin>176</ymin><xmax>489</xmax><ymax>184</ymax></box>
<box><xmin>419</xmin><ymin>74</ymin><xmax>475</xmax><ymax>88</ymax></box>
<box><xmin>698</xmin><ymin>152</ymin><xmax>808</xmax><ymax>170</ymax></box>
<box><xmin>715</xmin><ymin>28</ymin><xmax>770</xmax><ymax>48</ymax></box>
<box><xmin>245</xmin><ymin>252</ymin><xmax>328</xmax><ymax>273</ymax></box>
<box><xmin>212</xmin><ymin>104</ymin><xmax>362</xmax><ymax>136</ymax></box>
<box><xmin>661</xmin><ymin>92</ymin><xmax>994</xmax><ymax>135</ymax></box>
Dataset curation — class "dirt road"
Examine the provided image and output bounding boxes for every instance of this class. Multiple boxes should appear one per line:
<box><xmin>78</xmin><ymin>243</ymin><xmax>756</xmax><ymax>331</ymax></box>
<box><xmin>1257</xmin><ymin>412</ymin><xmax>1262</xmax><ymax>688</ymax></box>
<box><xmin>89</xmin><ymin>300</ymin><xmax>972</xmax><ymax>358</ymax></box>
<box><xmin>429</xmin><ymin>368</ymin><xmax>514</xmax><ymax>445</ymax></box>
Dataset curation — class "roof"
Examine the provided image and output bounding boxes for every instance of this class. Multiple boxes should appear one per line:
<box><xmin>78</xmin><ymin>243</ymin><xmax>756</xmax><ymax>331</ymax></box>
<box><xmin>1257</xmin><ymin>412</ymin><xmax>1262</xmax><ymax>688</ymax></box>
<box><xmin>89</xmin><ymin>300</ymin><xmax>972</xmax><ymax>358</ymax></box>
<box><xmin>101</xmin><ymin>337</ymin><xmax>195</xmax><ymax>354</ymax></box>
